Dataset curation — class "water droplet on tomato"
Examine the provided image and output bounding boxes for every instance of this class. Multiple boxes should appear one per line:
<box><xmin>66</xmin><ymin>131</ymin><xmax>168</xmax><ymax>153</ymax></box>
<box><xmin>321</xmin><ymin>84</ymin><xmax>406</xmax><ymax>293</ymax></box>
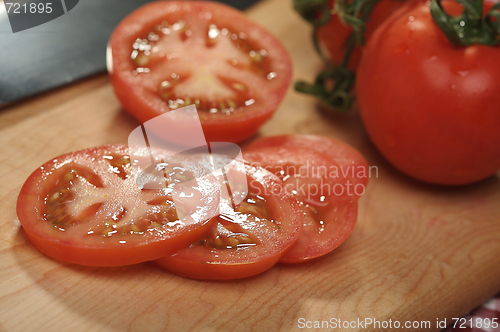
<box><xmin>267</xmin><ymin>72</ymin><xmax>277</xmax><ymax>80</ymax></box>
<box><xmin>172</xmin><ymin>21</ymin><xmax>185</xmax><ymax>31</ymax></box>
<box><xmin>148</xmin><ymin>32</ymin><xmax>160</xmax><ymax>42</ymax></box>
<box><xmin>131</xmin><ymin>50</ymin><xmax>138</xmax><ymax>60</ymax></box>
<box><xmin>208</xmin><ymin>24</ymin><xmax>220</xmax><ymax>39</ymax></box>
<box><xmin>133</xmin><ymin>68</ymin><xmax>150</xmax><ymax>75</ymax></box>
<box><xmin>160</xmin><ymin>81</ymin><xmax>171</xmax><ymax>89</ymax></box>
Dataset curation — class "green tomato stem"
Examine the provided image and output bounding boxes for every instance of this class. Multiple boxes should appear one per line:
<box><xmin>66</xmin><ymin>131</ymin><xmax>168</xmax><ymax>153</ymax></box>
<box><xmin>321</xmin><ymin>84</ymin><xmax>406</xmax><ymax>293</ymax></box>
<box><xmin>430</xmin><ymin>0</ymin><xmax>500</xmax><ymax>46</ymax></box>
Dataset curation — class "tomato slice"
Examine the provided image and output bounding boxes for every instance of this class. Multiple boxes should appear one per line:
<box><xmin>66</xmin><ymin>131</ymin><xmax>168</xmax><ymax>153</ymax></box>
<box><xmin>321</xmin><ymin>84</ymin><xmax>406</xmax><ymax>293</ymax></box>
<box><xmin>154</xmin><ymin>159</ymin><xmax>303</xmax><ymax>279</ymax></box>
<box><xmin>16</xmin><ymin>145</ymin><xmax>220</xmax><ymax>267</ymax></box>
<box><xmin>245</xmin><ymin>137</ymin><xmax>366</xmax><ymax>263</ymax></box>
<box><xmin>108</xmin><ymin>1</ymin><xmax>292</xmax><ymax>143</ymax></box>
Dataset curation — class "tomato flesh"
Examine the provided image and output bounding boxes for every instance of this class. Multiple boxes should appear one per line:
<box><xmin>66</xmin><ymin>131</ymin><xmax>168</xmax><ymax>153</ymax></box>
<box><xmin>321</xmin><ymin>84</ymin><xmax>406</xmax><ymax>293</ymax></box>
<box><xmin>17</xmin><ymin>145</ymin><xmax>219</xmax><ymax>267</ymax></box>
<box><xmin>154</xmin><ymin>159</ymin><xmax>303</xmax><ymax>279</ymax></box>
<box><xmin>244</xmin><ymin>143</ymin><xmax>360</xmax><ymax>263</ymax></box>
<box><xmin>131</xmin><ymin>21</ymin><xmax>272</xmax><ymax>112</ymax></box>
<box><xmin>109</xmin><ymin>1</ymin><xmax>292</xmax><ymax>143</ymax></box>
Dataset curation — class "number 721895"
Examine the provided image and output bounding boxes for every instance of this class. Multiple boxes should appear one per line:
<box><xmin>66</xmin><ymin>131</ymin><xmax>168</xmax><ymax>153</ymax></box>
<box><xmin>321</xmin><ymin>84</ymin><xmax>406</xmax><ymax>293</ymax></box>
<box><xmin>5</xmin><ymin>2</ymin><xmax>53</xmax><ymax>14</ymax></box>
<box><xmin>452</xmin><ymin>317</ymin><xmax>498</xmax><ymax>329</ymax></box>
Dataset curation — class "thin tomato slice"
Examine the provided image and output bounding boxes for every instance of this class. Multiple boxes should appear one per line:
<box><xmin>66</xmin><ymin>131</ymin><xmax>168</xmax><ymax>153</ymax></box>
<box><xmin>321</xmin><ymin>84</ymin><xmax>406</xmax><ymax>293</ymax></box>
<box><xmin>245</xmin><ymin>143</ymin><xmax>361</xmax><ymax>263</ymax></box>
<box><xmin>108</xmin><ymin>1</ymin><xmax>292</xmax><ymax>143</ymax></box>
<box><xmin>16</xmin><ymin>145</ymin><xmax>219</xmax><ymax>267</ymax></box>
<box><xmin>154</xmin><ymin>158</ymin><xmax>303</xmax><ymax>279</ymax></box>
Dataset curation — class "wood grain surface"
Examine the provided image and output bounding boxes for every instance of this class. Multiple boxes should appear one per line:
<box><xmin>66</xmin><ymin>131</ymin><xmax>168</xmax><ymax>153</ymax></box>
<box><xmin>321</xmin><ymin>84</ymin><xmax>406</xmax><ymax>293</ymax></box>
<box><xmin>1</xmin><ymin>0</ymin><xmax>500</xmax><ymax>331</ymax></box>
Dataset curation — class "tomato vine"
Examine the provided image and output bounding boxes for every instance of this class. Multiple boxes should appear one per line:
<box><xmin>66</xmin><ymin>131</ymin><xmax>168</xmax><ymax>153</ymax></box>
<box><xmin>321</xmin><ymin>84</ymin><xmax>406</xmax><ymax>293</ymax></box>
<box><xmin>293</xmin><ymin>0</ymin><xmax>379</xmax><ymax>110</ymax></box>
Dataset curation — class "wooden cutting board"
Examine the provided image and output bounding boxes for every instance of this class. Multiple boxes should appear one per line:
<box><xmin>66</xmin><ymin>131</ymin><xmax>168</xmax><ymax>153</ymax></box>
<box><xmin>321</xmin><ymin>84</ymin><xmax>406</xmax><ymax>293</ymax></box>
<box><xmin>1</xmin><ymin>0</ymin><xmax>499</xmax><ymax>331</ymax></box>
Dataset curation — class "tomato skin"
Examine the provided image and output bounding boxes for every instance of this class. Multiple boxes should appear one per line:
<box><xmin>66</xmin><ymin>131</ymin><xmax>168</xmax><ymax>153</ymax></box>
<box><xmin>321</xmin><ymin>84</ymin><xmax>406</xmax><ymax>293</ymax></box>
<box><xmin>316</xmin><ymin>0</ymin><xmax>409</xmax><ymax>69</ymax></box>
<box><xmin>108</xmin><ymin>1</ymin><xmax>292</xmax><ymax>143</ymax></box>
<box><xmin>155</xmin><ymin>162</ymin><xmax>303</xmax><ymax>279</ymax></box>
<box><xmin>19</xmin><ymin>225</ymin><xmax>211</xmax><ymax>267</ymax></box>
<box><xmin>17</xmin><ymin>145</ymin><xmax>219</xmax><ymax>267</ymax></box>
<box><xmin>356</xmin><ymin>1</ymin><xmax>500</xmax><ymax>185</ymax></box>
<box><xmin>155</xmin><ymin>252</ymin><xmax>282</xmax><ymax>280</ymax></box>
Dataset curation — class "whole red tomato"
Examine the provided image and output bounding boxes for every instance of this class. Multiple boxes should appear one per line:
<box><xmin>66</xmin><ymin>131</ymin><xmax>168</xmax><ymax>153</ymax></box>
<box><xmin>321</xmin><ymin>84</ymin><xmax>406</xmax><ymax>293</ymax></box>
<box><xmin>316</xmin><ymin>0</ymin><xmax>410</xmax><ymax>69</ymax></box>
<box><xmin>356</xmin><ymin>0</ymin><xmax>500</xmax><ymax>185</ymax></box>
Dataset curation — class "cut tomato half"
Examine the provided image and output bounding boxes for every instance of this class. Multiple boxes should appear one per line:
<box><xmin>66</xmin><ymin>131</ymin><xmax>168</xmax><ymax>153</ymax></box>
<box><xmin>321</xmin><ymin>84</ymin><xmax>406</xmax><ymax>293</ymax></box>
<box><xmin>108</xmin><ymin>1</ymin><xmax>292</xmax><ymax>143</ymax></box>
<box><xmin>245</xmin><ymin>137</ymin><xmax>366</xmax><ymax>263</ymax></box>
<box><xmin>154</xmin><ymin>158</ymin><xmax>303</xmax><ymax>279</ymax></box>
<box><xmin>16</xmin><ymin>145</ymin><xmax>220</xmax><ymax>267</ymax></box>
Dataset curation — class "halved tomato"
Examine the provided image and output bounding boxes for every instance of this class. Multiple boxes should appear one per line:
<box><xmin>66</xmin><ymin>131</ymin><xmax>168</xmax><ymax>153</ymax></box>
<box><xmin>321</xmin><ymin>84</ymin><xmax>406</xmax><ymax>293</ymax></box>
<box><xmin>154</xmin><ymin>158</ymin><xmax>303</xmax><ymax>279</ymax></box>
<box><xmin>16</xmin><ymin>145</ymin><xmax>219</xmax><ymax>267</ymax></box>
<box><xmin>108</xmin><ymin>1</ymin><xmax>292</xmax><ymax>143</ymax></box>
<box><xmin>245</xmin><ymin>135</ymin><xmax>367</xmax><ymax>263</ymax></box>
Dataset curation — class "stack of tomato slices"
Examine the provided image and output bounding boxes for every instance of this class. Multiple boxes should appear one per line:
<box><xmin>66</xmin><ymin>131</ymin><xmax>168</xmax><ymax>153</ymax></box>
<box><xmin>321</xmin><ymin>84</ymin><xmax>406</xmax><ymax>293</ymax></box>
<box><xmin>16</xmin><ymin>136</ymin><xmax>367</xmax><ymax>279</ymax></box>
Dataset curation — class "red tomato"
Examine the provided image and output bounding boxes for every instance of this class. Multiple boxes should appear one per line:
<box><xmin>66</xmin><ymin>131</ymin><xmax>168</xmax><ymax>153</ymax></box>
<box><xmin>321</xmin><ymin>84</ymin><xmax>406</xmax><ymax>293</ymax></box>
<box><xmin>16</xmin><ymin>145</ymin><xmax>219</xmax><ymax>267</ymax></box>
<box><xmin>356</xmin><ymin>0</ymin><xmax>500</xmax><ymax>185</ymax></box>
<box><xmin>108</xmin><ymin>1</ymin><xmax>292</xmax><ymax>143</ymax></box>
<box><xmin>245</xmin><ymin>137</ymin><xmax>364</xmax><ymax>263</ymax></box>
<box><xmin>155</xmin><ymin>160</ymin><xmax>303</xmax><ymax>279</ymax></box>
<box><xmin>316</xmin><ymin>0</ymin><xmax>409</xmax><ymax>69</ymax></box>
